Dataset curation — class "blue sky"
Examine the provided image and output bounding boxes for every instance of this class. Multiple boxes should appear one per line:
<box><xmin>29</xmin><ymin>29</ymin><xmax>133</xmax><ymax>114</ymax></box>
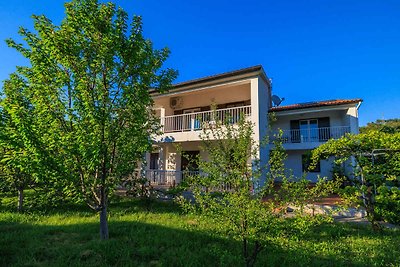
<box><xmin>1</xmin><ymin>0</ymin><xmax>399</xmax><ymax>126</ymax></box>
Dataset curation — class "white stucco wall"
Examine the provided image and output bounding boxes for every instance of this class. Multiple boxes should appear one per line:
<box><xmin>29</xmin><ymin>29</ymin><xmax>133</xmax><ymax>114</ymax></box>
<box><xmin>154</xmin><ymin>83</ymin><xmax>251</xmax><ymax>116</ymax></box>
<box><xmin>284</xmin><ymin>150</ymin><xmax>334</xmax><ymax>183</ymax></box>
<box><xmin>271</xmin><ymin>110</ymin><xmax>349</xmax><ymax>131</ymax></box>
<box><xmin>346</xmin><ymin>106</ymin><xmax>360</xmax><ymax>134</ymax></box>
<box><xmin>254</xmin><ymin>76</ymin><xmax>271</xmax><ymax>185</ymax></box>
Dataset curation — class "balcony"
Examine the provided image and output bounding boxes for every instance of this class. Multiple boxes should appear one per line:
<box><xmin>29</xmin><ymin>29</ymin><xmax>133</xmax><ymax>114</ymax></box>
<box><xmin>270</xmin><ymin>126</ymin><xmax>350</xmax><ymax>146</ymax></box>
<box><xmin>160</xmin><ymin>105</ymin><xmax>252</xmax><ymax>134</ymax></box>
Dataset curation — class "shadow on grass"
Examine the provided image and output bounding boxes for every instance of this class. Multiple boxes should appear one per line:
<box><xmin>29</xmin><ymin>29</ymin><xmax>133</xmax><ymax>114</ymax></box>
<box><xmin>0</xmin><ymin>194</ymin><xmax>183</xmax><ymax>217</ymax></box>
<box><xmin>109</xmin><ymin>197</ymin><xmax>184</xmax><ymax>215</ymax></box>
<box><xmin>1</xmin><ymin>216</ymin><xmax>399</xmax><ymax>267</ymax></box>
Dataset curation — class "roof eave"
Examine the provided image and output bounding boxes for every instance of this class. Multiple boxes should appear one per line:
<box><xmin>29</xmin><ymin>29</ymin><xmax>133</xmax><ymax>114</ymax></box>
<box><xmin>150</xmin><ymin>65</ymin><xmax>270</xmax><ymax>96</ymax></box>
<box><xmin>269</xmin><ymin>99</ymin><xmax>363</xmax><ymax>114</ymax></box>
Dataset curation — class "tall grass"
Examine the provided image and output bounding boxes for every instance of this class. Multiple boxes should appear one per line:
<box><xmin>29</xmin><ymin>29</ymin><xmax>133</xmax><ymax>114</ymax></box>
<box><xmin>0</xmin><ymin>197</ymin><xmax>399</xmax><ymax>266</ymax></box>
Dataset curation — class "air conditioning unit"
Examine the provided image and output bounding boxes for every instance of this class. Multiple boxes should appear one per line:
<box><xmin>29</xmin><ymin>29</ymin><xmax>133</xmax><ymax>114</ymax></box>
<box><xmin>170</xmin><ymin>97</ymin><xmax>183</xmax><ymax>109</ymax></box>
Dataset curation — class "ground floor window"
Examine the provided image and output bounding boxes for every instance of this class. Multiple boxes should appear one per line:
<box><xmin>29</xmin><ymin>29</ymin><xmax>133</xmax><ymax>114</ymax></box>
<box><xmin>302</xmin><ymin>153</ymin><xmax>320</xmax><ymax>172</ymax></box>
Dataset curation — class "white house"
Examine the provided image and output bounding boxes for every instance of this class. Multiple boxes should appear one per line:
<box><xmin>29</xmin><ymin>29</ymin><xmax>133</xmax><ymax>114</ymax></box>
<box><xmin>269</xmin><ymin>98</ymin><xmax>361</xmax><ymax>182</ymax></box>
<box><xmin>144</xmin><ymin>65</ymin><xmax>362</xmax><ymax>186</ymax></box>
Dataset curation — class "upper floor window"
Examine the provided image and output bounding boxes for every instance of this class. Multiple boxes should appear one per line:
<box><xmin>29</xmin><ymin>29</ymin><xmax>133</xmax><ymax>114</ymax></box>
<box><xmin>300</xmin><ymin>119</ymin><xmax>319</xmax><ymax>142</ymax></box>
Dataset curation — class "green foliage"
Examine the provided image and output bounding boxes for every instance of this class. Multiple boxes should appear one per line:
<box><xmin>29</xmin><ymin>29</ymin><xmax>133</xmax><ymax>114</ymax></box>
<box><xmin>375</xmin><ymin>186</ymin><xmax>400</xmax><ymax>224</ymax></box>
<box><xmin>0</xmin><ymin>199</ymin><xmax>399</xmax><ymax>267</ymax></box>
<box><xmin>0</xmin><ymin>89</ymin><xmax>41</xmax><ymax>211</ymax></box>
<box><xmin>268</xmin><ymin>129</ymin><xmax>287</xmax><ymax>181</ymax></box>
<box><xmin>276</xmin><ymin>176</ymin><xmax>341</xmax><ymax>217</ymax></box>
<box><xmin>177</xmin><ymin>116</ymin><xmax>273</xmax><ymax>267</ymax></box>
<box><xmin>311</xmin><ymin>131</ymin><xmax>400</xmax><ymax>228</ymax></box>
<box><xmin>1</xmin><ymin>0</ymin><xmax>177</xmax><ymax>238</ymax></box>
<box><xmin>177</xmin><ymin>114</ymin><xmax>339</xmax><ymax>267</ymax></box>
<box><xmin>360</xmin><ymin>118</ymin><xmax>400</xmax><ymax>134</ymax></box>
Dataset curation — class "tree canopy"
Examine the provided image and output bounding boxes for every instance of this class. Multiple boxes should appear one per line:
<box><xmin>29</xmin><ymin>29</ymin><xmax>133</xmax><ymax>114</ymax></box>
<box><xmin>1</xmin><ymin>0</ymin><xmax>177</xmax><ymax>239</ymax></box>
<box><xmin>360</xmin><ymin>119</ymin><xmax>400</xmax><ymax>134</ymax></box>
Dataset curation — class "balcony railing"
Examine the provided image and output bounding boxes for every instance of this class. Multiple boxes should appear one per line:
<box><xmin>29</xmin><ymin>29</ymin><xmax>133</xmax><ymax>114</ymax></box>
<box><xmin>145</xmin><ymin>169</ymin><xmax>199</xmax><ymax>186</ymax></box>
<box><xmin>271</xmin><ymin>126</ymin><xmax>351</xmax><ymax>144</ymax></box>
<box><xmin>144</xmin><ymin>169</ymin><xmax>232</xmax><ymax>190</ymax></box>
<box><xmin>161</xmin><ymin>105</ymin><xmax>251</xmax><ymax>133</ymax></box>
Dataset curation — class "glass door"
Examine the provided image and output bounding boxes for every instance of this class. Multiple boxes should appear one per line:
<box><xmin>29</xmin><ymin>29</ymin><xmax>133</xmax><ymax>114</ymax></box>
<box><xmin>300</xmin><ymin>119</ymin><xmax>318</xmax><ymax>142</ymax></box>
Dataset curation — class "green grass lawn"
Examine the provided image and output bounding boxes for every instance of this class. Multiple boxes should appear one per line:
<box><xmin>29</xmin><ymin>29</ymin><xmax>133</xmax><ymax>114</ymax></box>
<box><xmin>0</xmin><ymin>197</ymin><xmax>399</xmax><ymax>267</ymax></box>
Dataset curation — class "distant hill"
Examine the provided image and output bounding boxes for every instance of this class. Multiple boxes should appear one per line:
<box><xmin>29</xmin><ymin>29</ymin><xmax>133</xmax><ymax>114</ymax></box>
<box><xmin>360</xmin><ymin>119</ymin><xmax>400</xmax><ymax>133</ymax></box>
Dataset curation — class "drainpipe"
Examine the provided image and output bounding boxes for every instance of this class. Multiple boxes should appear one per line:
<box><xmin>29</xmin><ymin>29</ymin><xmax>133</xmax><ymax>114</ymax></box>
<box><xmin>356</xmin><ymin>101</ymin><xmax>362</xmax><ymax>110</ymax></box>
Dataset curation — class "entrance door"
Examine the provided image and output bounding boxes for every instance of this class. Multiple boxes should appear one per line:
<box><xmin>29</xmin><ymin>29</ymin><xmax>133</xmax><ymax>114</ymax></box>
<box><xmin>149</xmin><ymin>152</ymin><xmax>161</xmax><ymax>184</ymax></box>
<box><xmin>150</xmin><ymin>153</ymin><xmax>159</xmax><ymax>169</ymax></box>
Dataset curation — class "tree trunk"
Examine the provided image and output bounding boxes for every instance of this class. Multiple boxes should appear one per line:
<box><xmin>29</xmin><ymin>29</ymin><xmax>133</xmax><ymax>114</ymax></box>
<box><xmin>244</xmin><ymin>239</ymin><xmax>250</xmax><ymax>267</ymax></box>
<box><xmin>99</xmin><ymin>149</ymin><xmax>109</xmax><ymax>240</ymax></box>
<box><xmin>17</xmin><ymin>187</ymin><xmax>24</xmax><ymax>212</ymax></box>
<box><xmin>99</xmin><ymin>203</ymin><xmax>109</xmax><ymax>240</ymax></box>
<box><xmin>365</xmin><ymin>188</ymin><xmax>381</xmax><ymax>231</ymax></box>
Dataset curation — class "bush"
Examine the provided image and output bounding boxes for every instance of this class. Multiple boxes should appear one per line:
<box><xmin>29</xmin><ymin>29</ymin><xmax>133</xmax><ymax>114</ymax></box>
<box><xmin>375</xmin><ymin>185</ymin><xmax>400</xmax><ymax>224</ymax></box>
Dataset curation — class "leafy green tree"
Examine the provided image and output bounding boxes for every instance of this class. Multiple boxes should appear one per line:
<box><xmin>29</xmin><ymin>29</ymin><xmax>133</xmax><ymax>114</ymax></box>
<box><xmin>178</xmin><ymin>115</ymin><xmax>336</xmax><ymax>267</ymax></box>
<box><xmin>0</xmin><ymin>81</ymin><xmax>38</xmax><ymax>212</ymax></box>
<box><xmin>177</xmin><ymin>117</ymin><xmax>273</xmax><ymax>267</ymax></box>
<box><xmin>3</xmin><ymin>0</ymin><xmax>177</xmax><ymax>239</ymax></box>
<box><xmin>1</xmin><ymin>78</ymin><xmax>68</xmax><ymax>210</ymax></box>
<box><xmin>311</xmin><ymin>131</ymin><xmax>400</xmax><ymax>229</ymax></box>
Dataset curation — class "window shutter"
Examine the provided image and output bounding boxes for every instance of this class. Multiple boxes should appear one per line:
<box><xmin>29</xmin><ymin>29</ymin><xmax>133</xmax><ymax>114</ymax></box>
<box><xmin>318</xmin><ymin>117</ymin><xmax>330</xmax><ymax>141</ymax></box>
<box><xmin>290</xmin><ymin>120</ymin><xmax>300</xmax><ymax>143</ymax></box>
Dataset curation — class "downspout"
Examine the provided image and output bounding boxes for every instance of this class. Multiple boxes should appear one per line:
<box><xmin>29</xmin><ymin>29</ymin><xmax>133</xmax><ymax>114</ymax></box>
<box><xmin>355</xmin><ymin>101</ymin><xmax>362</xmax><ymax>121</ymax></box>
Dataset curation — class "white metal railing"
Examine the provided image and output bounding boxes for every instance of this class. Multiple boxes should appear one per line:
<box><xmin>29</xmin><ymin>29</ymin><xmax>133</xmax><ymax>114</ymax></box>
<box><xmin>271</xmin><ymin>126</ymin><xmax>351</xmax><ymax>144</ymax></box>
<box><xmin>161</xmin><ymin>105</ymin><xmax>251</xmax><ymax>133</ymax></box>
<box><xmin>145</xmin><ymin>169</ymin><xmax>199</xmax><ymax>186</ymax></box>
<box><xmin>145</xmin><ymin>170</ymin><xmax>232</xmax><ymax>191</ymax></box>
<box><xmin>144</xmin><ymin>170</ymin><xmax>232</xmax><ymax>190</ymax></box>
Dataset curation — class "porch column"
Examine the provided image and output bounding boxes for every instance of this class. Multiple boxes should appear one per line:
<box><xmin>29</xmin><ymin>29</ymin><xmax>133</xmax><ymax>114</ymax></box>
<box><xmin>160</xmin><ymin>107</ymin><xmax>165</xmax><ymax>132</ymax></box>
<box><xmin>158</xmin><ymin>145</ymin><xmax>166</xmax><ymax>171</ymax></box>
<box><xmin>250</xmin><ymin>76</ymin><xmax>271</xmax><ymax>188</ymax></box>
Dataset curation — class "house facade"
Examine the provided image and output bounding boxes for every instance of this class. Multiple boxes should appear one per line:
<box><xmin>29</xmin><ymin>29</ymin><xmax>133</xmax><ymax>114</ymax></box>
<box><xmin>269</xmin><ymin>99</ymin><xmax>361</xmax><ymax>182</ymax></box>
<box><xmin>144</xmin><ymin>65</ymin><xmax>362</xmax><ymax>186</ymax></box>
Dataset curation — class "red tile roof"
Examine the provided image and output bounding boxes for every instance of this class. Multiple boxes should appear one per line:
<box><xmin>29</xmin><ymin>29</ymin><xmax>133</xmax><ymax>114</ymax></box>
<box><xmin>269</xmin><ymin>99</ymin><xmax>363</xmax><ymax>112</ymax></box>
